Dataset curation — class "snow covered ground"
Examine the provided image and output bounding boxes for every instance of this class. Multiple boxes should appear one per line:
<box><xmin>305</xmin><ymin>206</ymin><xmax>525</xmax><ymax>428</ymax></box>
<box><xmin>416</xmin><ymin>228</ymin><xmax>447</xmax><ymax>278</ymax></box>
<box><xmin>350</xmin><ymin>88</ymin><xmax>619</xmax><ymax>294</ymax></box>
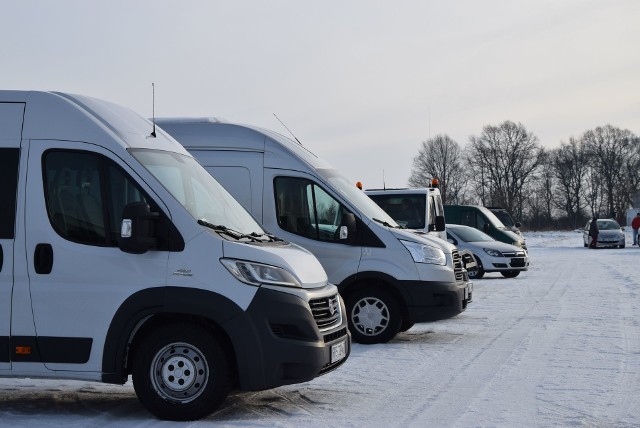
<box><xmin>1</xmin><ymin>230</ymin><xmax>639</xmax><ymax>427</ymax></box>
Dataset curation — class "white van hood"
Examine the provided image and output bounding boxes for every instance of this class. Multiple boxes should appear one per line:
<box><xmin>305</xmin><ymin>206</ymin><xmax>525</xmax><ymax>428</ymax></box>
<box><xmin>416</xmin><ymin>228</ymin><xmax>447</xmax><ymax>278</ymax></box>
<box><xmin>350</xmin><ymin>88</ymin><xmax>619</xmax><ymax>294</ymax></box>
<box><xmin>222</xmin><ymin>240</ymin><xmax>329</xmax><ymax>289</ymax></box>
<box><xmin>390</xmin><ymin>228</ymin><xmax>456</xmax><ymax>252</ymax></box>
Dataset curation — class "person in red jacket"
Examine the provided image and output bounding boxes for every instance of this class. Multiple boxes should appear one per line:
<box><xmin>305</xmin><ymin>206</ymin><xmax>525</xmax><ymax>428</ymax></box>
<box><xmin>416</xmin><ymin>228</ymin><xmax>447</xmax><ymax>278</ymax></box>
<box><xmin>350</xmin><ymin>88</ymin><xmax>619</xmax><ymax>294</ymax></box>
<box><xmin>632</xmin><ymin>213</ymin><xmax>640</xmax><ymax>246</ymax></box>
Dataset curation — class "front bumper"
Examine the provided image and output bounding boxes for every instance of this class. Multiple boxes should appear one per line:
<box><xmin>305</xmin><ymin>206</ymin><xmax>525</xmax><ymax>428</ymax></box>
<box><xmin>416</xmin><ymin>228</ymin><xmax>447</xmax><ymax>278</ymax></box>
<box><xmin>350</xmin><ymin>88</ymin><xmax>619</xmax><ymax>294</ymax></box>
<box><xmin>486</xmin><ymin>256</ymin><xmax>529</xmax><ymax>272</ymax></box>
<box><xmin>400</xmin><ymin>279</ymin><xmax>472</xmax><ymax>323</ymax></box>
<box><xmin>222</xmin><ymin>287</ymin><xmax>350</xmax><ymax>391</ymax></box>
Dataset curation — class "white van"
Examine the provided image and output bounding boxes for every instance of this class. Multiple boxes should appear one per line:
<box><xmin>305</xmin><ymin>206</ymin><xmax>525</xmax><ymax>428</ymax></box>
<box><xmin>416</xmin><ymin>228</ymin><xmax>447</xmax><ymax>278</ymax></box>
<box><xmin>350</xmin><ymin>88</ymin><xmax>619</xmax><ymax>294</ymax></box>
<box><xmin>155</xmin><ymin>118</ymin><xmax>472</xmax><ymax>345</ymax></box>
<box><xmin>0</xmin><ymin>92</ymin><xmax>349</xmax><ymax>421</ymax></box>
<box><xmin>365</xmin><ymin>186</ymin><xmax>446</xmax><ymax>240</ymax></box>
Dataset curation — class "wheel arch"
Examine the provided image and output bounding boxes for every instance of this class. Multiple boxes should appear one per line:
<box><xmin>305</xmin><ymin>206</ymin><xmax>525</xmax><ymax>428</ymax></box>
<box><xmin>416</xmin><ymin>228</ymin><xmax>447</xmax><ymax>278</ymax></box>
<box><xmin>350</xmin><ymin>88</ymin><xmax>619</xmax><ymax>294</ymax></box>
<box><xmin>101</xmin><ymin>287</ymin><xmax>243</xmax><ymax>385</ymax></box>
<box><xmin>338</xmin><ymin>271</ymin><xmax>410</xmax><ymax>321</ymax></box>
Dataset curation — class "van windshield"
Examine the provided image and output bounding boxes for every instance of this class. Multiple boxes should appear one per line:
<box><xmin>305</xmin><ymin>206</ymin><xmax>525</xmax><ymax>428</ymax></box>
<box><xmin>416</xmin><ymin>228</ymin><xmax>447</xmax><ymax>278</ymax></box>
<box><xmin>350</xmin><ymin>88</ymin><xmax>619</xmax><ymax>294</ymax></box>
<box><xmin>492</xmin><ymin>210</ymin><xmax>514</xmax><ymax>228</ymax></box>
<box><xmin>316</xmin><ymin>169</ymin><xmax>399</xmax><ymax>227</ymax></box>
<box><xmin>130</xmin><ymin>149</ymin><xmax>265</xmax><ymax>236</ymax></box>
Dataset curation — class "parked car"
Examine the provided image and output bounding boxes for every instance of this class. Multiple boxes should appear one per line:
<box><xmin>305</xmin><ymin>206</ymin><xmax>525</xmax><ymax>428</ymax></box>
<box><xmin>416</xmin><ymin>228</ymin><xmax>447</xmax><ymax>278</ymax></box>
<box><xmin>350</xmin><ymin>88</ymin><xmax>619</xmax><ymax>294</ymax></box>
<box><xmin>446</xmin><ymin>224</ymin><xmax>529</xmax><ymax>279</ymax></box>
<box><xmin>582</xmin><ymin>218</ymin><xmax>625</xmax><ymax>248</ymax></box>
<box><xmin>444</xmin><ymin>205</ymin><xmax>527</xmax><ymax>251</ymax></box>
<box><xmin>487</xmin><ymin>207</ymin><xmax>523</xmax><ymax>237</ymax></box>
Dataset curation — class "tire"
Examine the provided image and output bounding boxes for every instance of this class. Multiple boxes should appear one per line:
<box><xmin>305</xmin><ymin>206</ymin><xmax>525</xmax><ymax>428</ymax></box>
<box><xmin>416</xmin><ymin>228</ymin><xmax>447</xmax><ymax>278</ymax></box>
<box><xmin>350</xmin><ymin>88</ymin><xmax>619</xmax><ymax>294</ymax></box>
<box><xmin>583</xmin><ymin>242</ymin><xmax>588</xmax><ymax>248</ymax></box>
<box><xmin>132</xmin><ymin>323</ymin><xmax>232</xmax><ymax>421</ymax></box>
<box><xmin>620</xmin><ymin>245</ymin><xmax>625</xmax><ymax>248</ymax></box>
<box><xmin>345</xmin><ymin>288</ymin><xmax>402</xmax><ymax>344</ymax></box>
<box><xmin>467</xmin><ymin>256</ymin><xmax>485</xmax><ymax>279</ymax></box>
<box><xmin>501</xmin><ymin>270</ymin><xmax>520</xmax><ymax>278</ymax></box>
<box><xmin>399</xmin><ymin>318</ymin><xmax>415</xmax><ymax>333</ymax></box>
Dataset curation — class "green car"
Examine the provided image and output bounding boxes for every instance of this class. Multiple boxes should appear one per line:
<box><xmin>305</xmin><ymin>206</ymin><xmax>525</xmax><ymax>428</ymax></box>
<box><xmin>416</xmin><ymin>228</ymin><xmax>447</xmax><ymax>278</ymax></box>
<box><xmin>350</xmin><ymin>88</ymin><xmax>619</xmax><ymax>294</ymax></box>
<box><xmin>444</xmin><ymin>205</ymin><xmax>527</xmax><ymax>251</ymax></box>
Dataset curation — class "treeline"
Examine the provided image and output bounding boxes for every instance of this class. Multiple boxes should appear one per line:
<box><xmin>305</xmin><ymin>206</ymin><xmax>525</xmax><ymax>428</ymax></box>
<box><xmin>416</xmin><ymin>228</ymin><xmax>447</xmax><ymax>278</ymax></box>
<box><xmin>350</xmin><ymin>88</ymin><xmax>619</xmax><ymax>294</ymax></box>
<box><xmin>408</xmin><ymin>121</ymin><xmax>640</xmax><ymax>230</ymax></box>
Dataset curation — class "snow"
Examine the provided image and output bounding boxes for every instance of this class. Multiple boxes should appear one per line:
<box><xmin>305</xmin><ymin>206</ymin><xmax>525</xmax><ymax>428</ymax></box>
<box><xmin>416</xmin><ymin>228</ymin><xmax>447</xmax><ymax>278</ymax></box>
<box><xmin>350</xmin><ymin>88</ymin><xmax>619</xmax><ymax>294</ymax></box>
<box><xmin>1</xmin><ymin>230</ymin><xmax>640</xmax><ymax>427</ymax></box>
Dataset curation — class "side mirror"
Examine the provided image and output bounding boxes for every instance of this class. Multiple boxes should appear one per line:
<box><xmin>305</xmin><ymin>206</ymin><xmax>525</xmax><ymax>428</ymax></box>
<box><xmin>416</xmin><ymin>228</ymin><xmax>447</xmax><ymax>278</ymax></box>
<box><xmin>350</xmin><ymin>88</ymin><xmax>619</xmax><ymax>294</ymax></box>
<box><xmin>515</xmin><ymin>221</ymin><xmax>522</xmax><ymax>228</ymax></box>
<box><xmin>435</xmin><ymin>215</ymin><xmax>445</xmax><ymax>232</ymax></box>
<box><xmin>339</xmin><ymin>212</ymin><xmax>357</xmax><ymax>242</ymax></box>
<box><xmin>483</xmin><ymin>223</ymin><xmax>490</xmax><ymax>234</ymax></box>
<box><xmin>119</xmin><ymin>202</ymin><xmax>160</xmax><ymax>254</ymax></box>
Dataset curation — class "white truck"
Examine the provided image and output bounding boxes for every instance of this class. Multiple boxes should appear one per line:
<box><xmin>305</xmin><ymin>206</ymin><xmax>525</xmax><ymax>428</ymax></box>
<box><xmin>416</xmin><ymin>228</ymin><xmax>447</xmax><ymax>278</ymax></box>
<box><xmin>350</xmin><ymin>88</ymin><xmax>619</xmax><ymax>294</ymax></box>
<box><xmin>0</xmin><ymin>92</ymin><xmax>349</xmax><ymax>421</ymax></box>
<box><xmin>155</xmin><ymin>118</ymin><xmax>472</xmax><ymax>345</ymax></box>
<box><xmin>364</xmin><ymin>185</ymin><xmax>447</xmax><ymax>241</ymax></box>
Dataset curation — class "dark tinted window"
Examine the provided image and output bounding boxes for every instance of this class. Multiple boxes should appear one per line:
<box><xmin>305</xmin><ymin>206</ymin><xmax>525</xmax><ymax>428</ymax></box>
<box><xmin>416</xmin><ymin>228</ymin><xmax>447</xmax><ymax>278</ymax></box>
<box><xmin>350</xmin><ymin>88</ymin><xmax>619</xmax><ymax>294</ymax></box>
<box><xmin>44</xmin><ymin>150</ymin><xmax>149</xmax><ymax>246</ymax></box>
<box><xmin>0</xmin><ymin>148</ymin><xmax>20</xmax><ymax>239</ymax></box>
<box><xmin>368</xmin><ymin>194</ymin><xmax>425</xmax><ymax>229</ymax></box>
<box><xmin>274</xmin><ymin>176</ymin><xmax>349</xmax><ymax>242</ymax></box>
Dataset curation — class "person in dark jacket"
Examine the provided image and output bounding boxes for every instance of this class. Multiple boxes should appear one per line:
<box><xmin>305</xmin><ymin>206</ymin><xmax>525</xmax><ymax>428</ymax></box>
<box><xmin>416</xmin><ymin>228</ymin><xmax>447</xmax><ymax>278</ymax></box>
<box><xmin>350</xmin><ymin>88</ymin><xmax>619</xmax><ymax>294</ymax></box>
<box><xmin>589</xmin><ymin>217</ymin><xmax>599</xmax><ymax>248</ymax></box>
<box><xmin>632</xmin><ymin>213</ymin><xmax>640</xmax><ymax>246</ymax></box>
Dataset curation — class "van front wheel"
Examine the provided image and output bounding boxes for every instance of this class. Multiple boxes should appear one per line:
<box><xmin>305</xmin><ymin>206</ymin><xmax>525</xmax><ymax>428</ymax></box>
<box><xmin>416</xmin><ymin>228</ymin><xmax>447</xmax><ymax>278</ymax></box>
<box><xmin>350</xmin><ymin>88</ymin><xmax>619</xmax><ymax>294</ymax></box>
<box><xmin>345</xmin><ymin>288</ymin><xmax>402</xmax><ymax>344</ymax></box>
<box><xmin>132</xmin><ymin>323</ymin><xmax>231</xmax><ymax>421</ymax></box>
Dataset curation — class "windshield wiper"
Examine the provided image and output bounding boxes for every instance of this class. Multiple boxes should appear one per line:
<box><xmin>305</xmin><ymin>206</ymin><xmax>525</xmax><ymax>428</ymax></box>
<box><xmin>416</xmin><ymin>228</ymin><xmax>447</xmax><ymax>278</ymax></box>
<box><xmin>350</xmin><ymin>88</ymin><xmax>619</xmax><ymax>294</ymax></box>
<box><xmin>197</xmin><ymin>219</ymin><xmax>262</xmax><ymax>242</ymax></box>
<box><xmin>372</xmin><ymin>218</ymin><xmax>399</xmax><ymax>228</ymax></box>
<box><xmin>248</xmin><ymin>231</ymin><xmax>284</xmax><ymax>242</ymax></box>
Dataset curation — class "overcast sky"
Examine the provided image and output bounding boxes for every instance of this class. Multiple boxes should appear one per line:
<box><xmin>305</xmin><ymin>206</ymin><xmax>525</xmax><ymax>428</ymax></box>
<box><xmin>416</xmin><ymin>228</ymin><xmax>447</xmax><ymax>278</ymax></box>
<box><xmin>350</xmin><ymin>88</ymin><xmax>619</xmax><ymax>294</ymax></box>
<box><xmin>2</xmin><ymin>1</ymin><xmax>638</xmax><ymax>188</ymax></box>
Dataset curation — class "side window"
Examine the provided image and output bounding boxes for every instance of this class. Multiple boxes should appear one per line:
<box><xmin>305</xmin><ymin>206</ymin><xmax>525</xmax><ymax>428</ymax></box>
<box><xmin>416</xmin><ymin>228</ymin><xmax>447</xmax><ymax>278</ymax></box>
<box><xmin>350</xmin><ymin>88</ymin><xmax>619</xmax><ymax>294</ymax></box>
<box><xmin>460</xmin><ymin>210</ymin><xmax>477</xmax><ymax>228</ymax></box>
<box><xmin>104</xmin><ymin>164</ymin><xmax>148</xmax><ymax>243</ymax></box>
<box><xmin>0</xmin><ymin>148</ymin><xmax>19</xmax><ymax>239</ymax></box>
<box><xmin>44</xmin><ymin>150</ymin><xmax>149</xmax><ymax>246</ymax></box>
<box><xmin>274</xmin><ymin>176</ymin><xmax>348</xmax><ymax>242</ymax></box>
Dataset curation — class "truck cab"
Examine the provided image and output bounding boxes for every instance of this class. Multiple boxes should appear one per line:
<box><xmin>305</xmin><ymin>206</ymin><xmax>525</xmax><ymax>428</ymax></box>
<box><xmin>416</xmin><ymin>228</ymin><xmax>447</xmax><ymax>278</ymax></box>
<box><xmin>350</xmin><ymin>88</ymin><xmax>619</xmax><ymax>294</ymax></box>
<box><xmin>365</xmin><ymin>185</ymin><xmax>446</xmax><ymax>241</ymax></box>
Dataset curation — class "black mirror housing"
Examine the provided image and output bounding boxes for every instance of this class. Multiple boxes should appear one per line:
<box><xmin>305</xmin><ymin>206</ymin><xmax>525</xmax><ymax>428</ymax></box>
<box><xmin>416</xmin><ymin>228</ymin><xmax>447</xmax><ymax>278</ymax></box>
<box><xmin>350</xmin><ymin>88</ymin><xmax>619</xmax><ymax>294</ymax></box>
<box><xmin>119</xmin><ymin>202</ymin><xmax>160</xmax><ymax>254</ymax></box>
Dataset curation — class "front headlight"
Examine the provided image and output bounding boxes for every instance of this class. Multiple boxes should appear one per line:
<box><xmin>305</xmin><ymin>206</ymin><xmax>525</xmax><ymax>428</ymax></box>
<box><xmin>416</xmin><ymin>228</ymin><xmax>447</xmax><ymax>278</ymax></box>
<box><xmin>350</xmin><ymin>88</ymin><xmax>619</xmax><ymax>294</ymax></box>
<box><xmin>484</xmin><ymin>248</ymin><xmax>503</xmax><ymax>257</ymax></box>
<box><xmin>400</xmin><ymin>240</ymin><xmax>446</xmax><ymax>265</ymax></box>
<box><xmin>220</xmin><ymin>258</ymin><xmax>301</xmax><ymax>288</ymax></box>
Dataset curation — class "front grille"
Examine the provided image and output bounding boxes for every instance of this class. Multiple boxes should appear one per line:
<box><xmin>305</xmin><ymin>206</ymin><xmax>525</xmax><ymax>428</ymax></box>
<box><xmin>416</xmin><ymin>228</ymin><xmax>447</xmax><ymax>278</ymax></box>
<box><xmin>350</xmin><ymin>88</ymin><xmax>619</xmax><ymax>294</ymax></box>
<box><xmin>309</xmin><ymin>294</ymin><xmax>342</xmax><ymax>332</ymax></box>
<box><xmin>503</xmin><ymin>251</ymin><xmax>526</xmax><ymax>257</ymax></box>
<box><xmin>510</xmin><ymin>257</ymin><xmax>526</xmax><ymax>267</ymax></box>
<box><xmin>323</xmin><ymin>327</ymin><xmax>348</xmax><ymax>344</ymax></box>
<box><xmin>452</xmin><ymin>249</ymin><xmax>464</xmax><ymax>282</ymax></box>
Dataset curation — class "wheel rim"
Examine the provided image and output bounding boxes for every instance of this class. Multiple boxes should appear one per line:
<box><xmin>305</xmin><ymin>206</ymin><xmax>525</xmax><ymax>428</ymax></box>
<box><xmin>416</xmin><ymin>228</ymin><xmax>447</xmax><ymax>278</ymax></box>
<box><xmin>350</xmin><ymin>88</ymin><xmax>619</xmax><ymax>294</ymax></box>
<box><xmin>351</xmin><ymin>296</ymin><xmax>390</xmax><ymax>336</ymax></box>
<box><xmin>150</xmin><ymin>342</ymin><xmax>209</xmax><ymax>404</ymax></box>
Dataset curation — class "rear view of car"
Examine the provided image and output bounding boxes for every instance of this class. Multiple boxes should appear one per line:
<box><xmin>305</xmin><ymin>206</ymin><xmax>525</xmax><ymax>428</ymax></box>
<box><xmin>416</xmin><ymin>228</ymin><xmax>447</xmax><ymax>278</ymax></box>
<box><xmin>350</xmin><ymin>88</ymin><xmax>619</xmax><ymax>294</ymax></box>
<box><xmin>582</xmin><ymin>219</ymin><xmax>626</xmax><ymax>248</ymax></box>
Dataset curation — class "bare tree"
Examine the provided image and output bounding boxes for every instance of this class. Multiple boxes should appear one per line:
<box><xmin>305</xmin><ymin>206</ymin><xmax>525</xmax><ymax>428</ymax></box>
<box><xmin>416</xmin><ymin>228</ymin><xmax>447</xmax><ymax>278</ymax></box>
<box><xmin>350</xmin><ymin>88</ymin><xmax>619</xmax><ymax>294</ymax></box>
<box><xmin>408</xmin><ymin>134</ymin><xmax>467</xmax><ymax>204</ymax></box>
<box><xmin>551</xmin><ymin>138</ymin><xmax>589</xmax><ymax>228</ymax></box>
<box><xmin>582</xmin><ymin>125</ymin><xmax>636</xmax><ymax>222</ymax></box>
<box><xmin>466</xmin><ymin>121</ymin><xmax>545</xmax><ymax>217</ymax></box>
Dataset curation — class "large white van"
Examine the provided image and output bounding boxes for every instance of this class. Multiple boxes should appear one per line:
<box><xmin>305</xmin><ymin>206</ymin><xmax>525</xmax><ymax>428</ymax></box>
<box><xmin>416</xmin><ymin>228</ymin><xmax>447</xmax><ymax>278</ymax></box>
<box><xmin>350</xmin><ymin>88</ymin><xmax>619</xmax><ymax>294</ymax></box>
<box><xmin>155</xmin><ymin>118</ymin><xmax>472</xmax><ymax>345</ymax></box>
<box><xmin>0</xmin><ymin>92</ymin><xmax>349</xmax><ymax>421</ymax></box>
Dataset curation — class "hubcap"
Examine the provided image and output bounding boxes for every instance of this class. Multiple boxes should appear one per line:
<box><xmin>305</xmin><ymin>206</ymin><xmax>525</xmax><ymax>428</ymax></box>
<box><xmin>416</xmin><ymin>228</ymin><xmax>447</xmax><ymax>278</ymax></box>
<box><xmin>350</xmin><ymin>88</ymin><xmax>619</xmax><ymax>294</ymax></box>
<box><xmin>150</xmin><ymin>342</ymin><xmax>209</xmax><ymax>403</ymax></box>
<box><xmin>351</xmin><ymin>296</ymin><xmax>389</xmax><ymax>336</ymax></box>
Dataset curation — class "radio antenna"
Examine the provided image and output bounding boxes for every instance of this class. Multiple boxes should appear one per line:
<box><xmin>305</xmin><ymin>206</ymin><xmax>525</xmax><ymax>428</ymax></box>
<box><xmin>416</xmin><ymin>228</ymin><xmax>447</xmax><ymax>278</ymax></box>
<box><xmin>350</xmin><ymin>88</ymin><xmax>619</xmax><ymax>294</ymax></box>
<box><xmin>273</xmin><ymin>113</ymin><xmax>302</xmax><ymax>145</ymax></box>
<box><xmin>150</xmin><ymin>83</ymin><xmax>157</xmax><ymax>138</ymax></box>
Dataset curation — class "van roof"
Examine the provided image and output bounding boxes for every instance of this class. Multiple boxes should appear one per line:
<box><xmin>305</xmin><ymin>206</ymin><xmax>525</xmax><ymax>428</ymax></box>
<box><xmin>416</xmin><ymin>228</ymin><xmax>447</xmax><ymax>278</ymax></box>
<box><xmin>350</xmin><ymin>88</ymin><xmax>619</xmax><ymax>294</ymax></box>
<box><xmin>365</xmin><ymin>188</ymin><xmax>439</xmax><ymax>194</ymax></box>
<box><xmin>0</xmin><ymin>90</ymin><xmax>187</xmax><ymax>154</ymax></box>
<box><xmin>154</xmin><ymin>117</ymin><xmax>333</xmax><ymax>170</ymax></box>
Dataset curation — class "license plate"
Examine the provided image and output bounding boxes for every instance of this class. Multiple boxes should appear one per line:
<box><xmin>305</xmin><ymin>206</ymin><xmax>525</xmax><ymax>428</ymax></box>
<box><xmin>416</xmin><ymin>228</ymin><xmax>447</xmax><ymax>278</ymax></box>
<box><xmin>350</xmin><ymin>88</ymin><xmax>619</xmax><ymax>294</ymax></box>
<box><xmin>331</xmin><ymin>340</ymin><xmax>347</xmax><ymax>364</ymax></box>
<box><xmin>602</xmin><ymin>237</ymin><xmax>616</xmax><ymax>242</ymax></box>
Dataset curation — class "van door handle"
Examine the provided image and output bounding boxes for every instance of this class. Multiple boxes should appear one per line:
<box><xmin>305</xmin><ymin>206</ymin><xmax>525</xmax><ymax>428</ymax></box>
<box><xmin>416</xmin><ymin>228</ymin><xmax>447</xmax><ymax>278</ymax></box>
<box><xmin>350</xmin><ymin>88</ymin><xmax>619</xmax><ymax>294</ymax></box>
<box><xmin>34</xmin><ymin>244</ymin><xmax>54</xmax><ymax>274</ymax></box>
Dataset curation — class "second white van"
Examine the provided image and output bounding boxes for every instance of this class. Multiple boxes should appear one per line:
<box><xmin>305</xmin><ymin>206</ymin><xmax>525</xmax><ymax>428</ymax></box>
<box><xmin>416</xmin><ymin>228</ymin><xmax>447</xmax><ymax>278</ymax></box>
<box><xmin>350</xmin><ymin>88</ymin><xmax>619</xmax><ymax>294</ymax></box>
<box><xmin>156</xmin><ymin>118</ymin><xmax>473</xmax><ymax>344</ymax></box>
